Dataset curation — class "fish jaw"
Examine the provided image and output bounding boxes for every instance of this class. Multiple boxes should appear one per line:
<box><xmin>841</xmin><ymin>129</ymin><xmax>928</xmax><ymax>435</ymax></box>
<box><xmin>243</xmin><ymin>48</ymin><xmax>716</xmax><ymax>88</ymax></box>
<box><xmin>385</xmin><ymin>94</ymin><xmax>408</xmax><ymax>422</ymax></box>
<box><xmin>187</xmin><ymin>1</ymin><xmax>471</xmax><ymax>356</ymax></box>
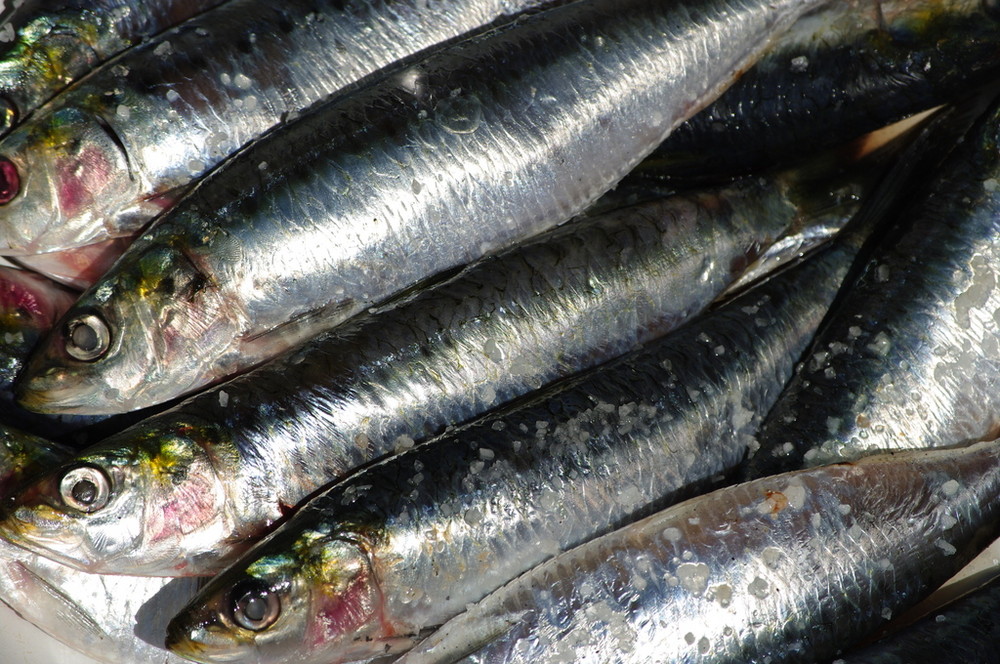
<box><xmin>167</xmin><ymin>534</ymin><xmax>415</xmax><ymax>664</ymax></box>
<box><xmin>0</xmin><ymin>416</ymin><xmax>237</xmax><ymax>575</ymax></box>
<box><xmin>15</xmin><ymin>235</ymin><xmax>245</xmax><ymax>414</ymax></box>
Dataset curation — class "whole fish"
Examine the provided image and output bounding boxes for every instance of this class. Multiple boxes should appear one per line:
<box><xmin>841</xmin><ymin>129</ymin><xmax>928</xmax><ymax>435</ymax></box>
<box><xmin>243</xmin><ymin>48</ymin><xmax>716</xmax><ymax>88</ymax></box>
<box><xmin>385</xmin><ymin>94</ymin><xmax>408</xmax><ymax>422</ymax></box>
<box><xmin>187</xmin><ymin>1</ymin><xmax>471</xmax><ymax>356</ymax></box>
<box><xmin>641</xmin><ymin>0</ymin><xmax>1000</xmax><ymax>181</ymax></box>
<box><xmin>158</xmin><ymin>235</ymin><xmax>848</xmax><ymax>664</ymax></box>
<box><xmin>0</xmin><ymin>0</ymin><xmax>224</xmax><ymax>138</ymax></box>
<box><xmin>0</xmin><ymin>144</ymin><xmax>881</xmax><ymax>577</ymax></box>
<box><xmin>742</xmin><ymin>84</ymin><xmax>1000</xmax><ymax>480</ymax></box>
<box><xmin>389</xmin><ymin>440</ymin><xmax>1000</xmax><ymax>664</ymax></box>
<box><xmin>0</xmin><ymin>0</ymin><xmax>556</xmax><ymax>257</ymax></box>
<box><xmin>13</xmin><ymin>0</ymin><xmax>827</xmax><ymax>415</ymax></box>
<box><xmin>837</xmin><ymin>575</ymin><xmax>1000</xmax><ymax>664</ymax></box>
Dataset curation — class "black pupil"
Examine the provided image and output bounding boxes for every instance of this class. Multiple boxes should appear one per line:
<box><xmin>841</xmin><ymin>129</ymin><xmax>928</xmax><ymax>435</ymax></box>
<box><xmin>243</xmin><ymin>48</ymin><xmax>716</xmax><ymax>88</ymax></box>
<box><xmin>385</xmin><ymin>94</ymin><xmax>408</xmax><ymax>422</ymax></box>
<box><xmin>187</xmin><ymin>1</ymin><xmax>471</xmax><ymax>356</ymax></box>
<box><xmin>241</xmin><ymin>592</ymin><xmax>267</xmax><ymax>622</ymax></box>
<box><xmin>71</xmin><ymin>323</ymin><xmax>99</xmax><ymax>352</ymax></box>
<box><xmin>72</xmin><ymin>479</ymin><xmax>97</xmax><ymax>505</ymax></box>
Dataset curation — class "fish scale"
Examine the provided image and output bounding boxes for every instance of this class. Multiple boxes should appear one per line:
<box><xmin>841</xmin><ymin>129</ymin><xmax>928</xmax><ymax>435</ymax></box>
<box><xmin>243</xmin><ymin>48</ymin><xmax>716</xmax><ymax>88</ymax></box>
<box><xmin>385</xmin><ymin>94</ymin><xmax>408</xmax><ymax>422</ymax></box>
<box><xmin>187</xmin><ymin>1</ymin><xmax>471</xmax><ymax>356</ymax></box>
<box><xmin>395</xmin><ymin>440</ymin><xmax>1000</xmax><ymax>664</ymax></box>
<box><xmin>0</xmin><ymin>0</ymin><xmax>557</xmax><ymax>257</ymax></box>
<box><xmin>15</xmin><ymin>0</ymin><xmax>826</xmax><ymax>415</ymax></box>
<box><xmin>162</xmin><ymin>230</ymin><xmax>851</xmax><ymax>663</ymax></box>
<box><xmin>743</xmin><ymin>88</ymin><xmax>1000</xmax><ymax>480</ymax></box>
<box><xmin>0</xmin><ymin>158</ymin><xmax>876</xmax><ymax>577</ymax></box>
<box><xmin>0</xmin><ymin>0</ymin><xmax>226</xmax><ymax>138</ymax></box>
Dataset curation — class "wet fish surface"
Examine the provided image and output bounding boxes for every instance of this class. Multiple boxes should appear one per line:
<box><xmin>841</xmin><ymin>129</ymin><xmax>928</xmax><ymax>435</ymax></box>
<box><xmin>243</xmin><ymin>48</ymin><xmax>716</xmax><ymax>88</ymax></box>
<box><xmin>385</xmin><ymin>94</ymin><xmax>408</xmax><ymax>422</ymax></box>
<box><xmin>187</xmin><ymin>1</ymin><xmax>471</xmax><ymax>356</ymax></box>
<box><xmin>836</xmin><ymin>575</ymin><xmax>1000</xmax><ymax>664</ymax></box>
<box><xmin>0</xmin><ymin>0</ymin><xmax>555</xmax><ymax>256</ymax></box>
<box><xmin>160</xmin><ymin>232</ymin><xmax>849</xmax><ymax>663</ymax></box>
<box><xmin>0</xmin><ymin>0</ymin><xmax>224</xmax><ymax>138</ymax></box>
<box><xmin>13</xmin><ymin>0</ymin><xmax>826</xmax><ymax>415</ymax></box>
<box><xmin>743</xmin><ymin>84</ymin><xmax>1000</xmax><ymax>479</ymax></box>
<box><xmin>644</xmin><ymin>0</ymin><xmax>1000</xmax><ymax>180</ymax></box>
<box><xmin>393</xmin><ymin>440</ymin><xmax>1000</xmax><ymax>664</ymax></box>
<box><xmin>0</xmin><ymin>149</ymin><xmax>874</xmax><ymax>576</ymax></box>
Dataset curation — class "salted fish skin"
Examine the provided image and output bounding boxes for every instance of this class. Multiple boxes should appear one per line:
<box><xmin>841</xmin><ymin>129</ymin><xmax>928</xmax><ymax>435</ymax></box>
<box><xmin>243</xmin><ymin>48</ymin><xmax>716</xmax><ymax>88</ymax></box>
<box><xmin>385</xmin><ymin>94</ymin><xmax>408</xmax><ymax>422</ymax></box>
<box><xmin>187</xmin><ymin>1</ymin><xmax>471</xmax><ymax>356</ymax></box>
<box><xmin>162</xmin><ymin>232</ymin><xmax>850</xmax><ymax>664</ymax></box>
<box><xmin>644</xmin><ymin>0</ymin><xmax>1000</xmax><ymax>181</ymax></box>
<box><xmin>397</xmin><ymin>440</ymin><xmax>1000</xmax><ymax>664</ymax></box>
<box><xmin>743</xmin><ymin>84</ymin><xmax>1000</xmax><ymax>480</ymax></box>
<box><xmin>836</xmin><ymin>576</ymin><xmax>1000</xmax><ymax>664</ymax></box>
<box><xmin>0</xmin><ymin>149</ymin><xmax>875</xmax><ymax>576</ymax></box>
<box><xmin>0</xmin><ymin>0</ymin><xmax>225</xmax><ymax>138</ymax></box>
<box><xmin>0</xmin><ymin>0</ymin><xmax>555</xmax><ymax>256</ymax></box>
<box><xmin>14</xmin><ymin>0</ymin><xmax>826</xmax><ymax>415</ymax></box>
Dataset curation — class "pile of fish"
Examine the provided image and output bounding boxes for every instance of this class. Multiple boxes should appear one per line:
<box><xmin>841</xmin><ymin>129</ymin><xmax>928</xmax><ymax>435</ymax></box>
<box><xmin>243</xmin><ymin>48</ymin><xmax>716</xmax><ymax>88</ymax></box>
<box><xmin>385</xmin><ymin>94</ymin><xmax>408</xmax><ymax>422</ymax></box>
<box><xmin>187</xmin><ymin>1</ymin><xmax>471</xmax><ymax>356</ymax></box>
<box><xmin>0</xmin><ymin>0</ymin><xmax>998</xmax><ymax>662</ymax></box>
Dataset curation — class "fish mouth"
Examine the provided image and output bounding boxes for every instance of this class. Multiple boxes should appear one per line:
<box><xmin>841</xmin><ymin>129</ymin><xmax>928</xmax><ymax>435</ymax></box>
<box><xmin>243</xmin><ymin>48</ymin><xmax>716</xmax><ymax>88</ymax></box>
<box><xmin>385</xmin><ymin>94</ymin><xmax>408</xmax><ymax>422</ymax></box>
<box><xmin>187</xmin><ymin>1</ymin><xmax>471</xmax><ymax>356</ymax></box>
<box><xmin>164</xmin><ymin>617</ymin><xmax>259</xmax><ymax>664</ymax></box>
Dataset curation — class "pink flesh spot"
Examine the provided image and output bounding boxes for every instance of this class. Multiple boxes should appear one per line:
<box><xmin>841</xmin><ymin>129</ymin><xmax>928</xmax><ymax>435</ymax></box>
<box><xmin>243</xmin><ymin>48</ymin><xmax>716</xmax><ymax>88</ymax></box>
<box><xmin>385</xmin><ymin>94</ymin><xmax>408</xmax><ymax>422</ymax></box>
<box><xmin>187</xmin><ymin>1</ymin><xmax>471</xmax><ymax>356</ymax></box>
<box><xmin>56</xmin><ymin>145</ymin><xmax>115</xmax><ymax>220</ymax></box>
<box><xmin>309</xmin><ymin>572</ymin><xmax>386</xmax><ymax>651</ymax></box>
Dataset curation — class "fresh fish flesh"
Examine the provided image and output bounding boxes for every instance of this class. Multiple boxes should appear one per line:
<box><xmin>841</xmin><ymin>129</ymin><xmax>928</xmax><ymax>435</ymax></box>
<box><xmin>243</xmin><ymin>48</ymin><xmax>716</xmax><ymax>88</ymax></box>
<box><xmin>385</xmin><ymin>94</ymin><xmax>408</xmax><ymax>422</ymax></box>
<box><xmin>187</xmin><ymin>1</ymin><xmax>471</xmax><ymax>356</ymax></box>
<box><xmin>392</xmin><ymin>440</ymin><xmax>1000</xmax><ymax>664</ymax></box>
<box><xmin>0</xmin><ymin>0</ymin><xmax>556</xmax><ymax>256</ymax></box>
<box><xmin>0</xmin><ymin>145</ymin><xmax>880</xmax><ymax>577</ymax></box>
<box><xmin>0</xmin><ymin>0</ymin><xmax>224</xmax><ymax>138</ymax></box>
<box><xmin>159</xmin><ymin>236</ymin><xmax>848</xmax><ymax>664</ymax></box>
<box><xmin>743</xmin><ymin>83</ymin><xmax>1000</xmax><ymax>479</ymax></box>
<box><xmin>13</xmin><ymin>0</ymin><xmax>827</xmax><ymax>415</ymax></box>
<box><xmin>642</xmin><ymin>0</ymin><xmax>1000</xmax><ymax>181</ymax></box>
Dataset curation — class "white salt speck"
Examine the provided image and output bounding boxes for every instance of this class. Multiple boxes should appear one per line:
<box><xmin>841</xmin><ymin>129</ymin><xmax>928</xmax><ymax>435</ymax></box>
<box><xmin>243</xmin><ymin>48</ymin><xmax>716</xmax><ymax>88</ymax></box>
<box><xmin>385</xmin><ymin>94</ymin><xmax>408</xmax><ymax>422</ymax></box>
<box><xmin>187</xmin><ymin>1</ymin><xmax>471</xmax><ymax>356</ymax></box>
<box><xmin>154</xmin><ymin>40</ymin><xmax>173</xmax><ymax>57</ymax></box>
<box><xmin>941</xmin><ymin>514</ymin><xmax>958</xmax><ymax>529</ymax></box>
<box><xmin>713</xmin><ymin>345</ymin><xmax>725</xmax><ymax>356</ymax></box>
<box><xmin>848</xmin><ymin>326</ymin><xmax>862</xmax><ymax>338</ymax></box>
<box><xmin>712</xmin><ymin>584</ymin><xmax>732</xmax><ymax>607</ymax></box>
<box><xmin>986</xmin><ymin>178</ymin><xmax>1000</xmax><ymax>193</ymax></box>
<box><xmin>848</xmin><ymin>524</ymin><xmax>865</xmax><ymax>539</ymax></box>
<box><xmin>684</xmin><ymin>633</ymin><xmax>696</xmax><ymax>645</ymax></box>
<box><xmin>935</xmin><ymin>538</ymin><xmax>956</xmax><ymax>556</ymax></box>
<box><xmin>469</xmin><ymin>460</ymin><xmax>485</xmax><ymax>474</ymax></box>
<box><xmin>0</xmin><ymin>24</ymin><xmax>14</xmax><ymax>42</ymax></box>
<box><xmin>662</xmin><ymin>527</ymin><xmax>683</xmax><ymax>542</ymax></box>
<box><xmin>243</xmin><ymin>95</ymin><xmax>258</xmax><ymax>111</ymax></box>
<box><xmin>681</xmin><ymin>550</ymin><xmax>694</xmax><ymax>561</ymax></box>
<box><xmin>688</xmin><ymin>517</ymin><xmax>700</xmax><ymax>525</ymax></box>
<box><xmin>748</xmin><ymin>577</ymin><xmax>770</xmax><ymax>598</ymax></box>
<box><xmin>188</xmin><ymin>159</ymin><xmax>205</xmax><ymax>173</ymax></box>
<box><xmin>790</xmin><ymin>55</ymin><xmax>808</xmax><ymax>72</ymax></box>
<box><xmin>941</xmin><ymin>479</ymin><xmax>961</xmax><ymax>497</ymax></box>
<box><xmin>782</xmin><ymin>442</ymin><xmax>794</xmax><ymax>454</ymax></box>
<box><xmin>810</xmin><ymin>513</ymin><xmax>822</xmax><ymax>528</ymax></box>
<box><xmin>881</xmin><ymin>608</ymin><xmax>892</xmax><ymax>620</ymax></box>
<box><xmin>394</xmin><ymin>435</ymin><xmax>415</xmax><ymax>452</ymax></box>
<box><xmin>761</xmin><ymin>547</ymin><xmax>782</xmax><ymax>568</ymax></box>
<box><xmin>935</xmin><ymin>614</ymin><xmax>947</xmax><ymax>623</ymax></box>
<box><xmin>876</xmin><ymin>264</ymin><xmax>891</xmax><ymax>282</ymax></box>
<box><xmin>218</xmin><ymin>391</ymin><xmax>229</xmax><ymax>407</ymax></box>
<box><xmin>479</xmin><ymin>448</ymin><xmax>494</xmax><ymax>460</ymax></box>
<box><xmin>826</xmin><ymin>417</ymin><xmax>841</xmax><ymax>434</ymax></box>
<box><xmin>234</xmin><ymin>73</ymin><xmax>253</xmax><ymax>90</ymax></box>
<box><xmin>463</xmin><ymin>508</ymin><xmax>482</xmax><ymax>525</ymax></box>
<box><xmin>258</xmin><ymin>161</ymin><xmax>268</xmax><ymax>171</ymax></box>
<box><xmin>837</xmin><ymin>504</ymin><xmax>851</xmax><ymax>515</ymax></box>
<box><xmin>867</xmin><ymin>331</ymin><xmax>891</xmax><ymax>356</ymax></box>
<box><xmin>220</xmin><ymin>72</ymin><xmax>231</xmax><ymax>86</ymax></box>
<box><xmin>677</xmin><ymin>562</ymin><xmax>711</xmax><ymax>596</ymax></box>
<box><xmin>166</xmin><ymin>89</ymin><xmax>181</xmax><ymax>103</ymax></box>
<box><xmin>698</xmin><ymin>637</ymin><xmax>710</xmax><ymax>654</ymax></box>
<box><xmin>877</xmin><ymin>558</ymin><xmax>893</xmax><ymax>571</ymax></box>
<box><xmin>116</xmin><ymin>105</ymin><xmax>131</xmax><ymax>119</ymax></box>
<box><xmin>783</xmin><ymin>483</ymin><xmax>807</xmax><ymax>509</ymax></box>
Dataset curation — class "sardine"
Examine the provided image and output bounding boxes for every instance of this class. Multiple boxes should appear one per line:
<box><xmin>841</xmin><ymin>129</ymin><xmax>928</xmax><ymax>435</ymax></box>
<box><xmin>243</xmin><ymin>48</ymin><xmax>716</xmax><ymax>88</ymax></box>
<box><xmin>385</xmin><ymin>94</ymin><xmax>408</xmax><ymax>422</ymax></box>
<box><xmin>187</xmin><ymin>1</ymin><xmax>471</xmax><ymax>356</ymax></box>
<box><xmin>642</xmin><ymin>0</ymin><xmax>1000</xmax><ymax>181</ymax></box>
<box><xmin>0</xmin><ymin>0</ymin><xmax>555</xmax><ymax>257</ymax></box>
<box><xmin>837</xmin><ymin>575</ymin><xmax>1000</xmax><ymax>664</ymax></box>
<box><xmin>743</xmin><ymin>84</ymin><xmax>1000</xmax><ymax>480</ymax></box>
<box><xmin>13</xmin><ymin>0</ymin><xmax>826</xmax><ymax>415</ymax></box>
<box><xmin>160</xmin><ymin>234</ymin><xmax>849</xmax><ymax>664</ymax></box>
<box><xmin>0</xmin><ymin>0</ymin><xmax>224</xmax><ymax>138</ymax></box>
<box><xmin>0</xmin><ymin>144</ymin><xmax>882</xmax><ymax>577</ymax></box>
<box><xmin>392</xmin><ymin>440</ymin><xmax>1000</xmax><ymax>664</ymax></box>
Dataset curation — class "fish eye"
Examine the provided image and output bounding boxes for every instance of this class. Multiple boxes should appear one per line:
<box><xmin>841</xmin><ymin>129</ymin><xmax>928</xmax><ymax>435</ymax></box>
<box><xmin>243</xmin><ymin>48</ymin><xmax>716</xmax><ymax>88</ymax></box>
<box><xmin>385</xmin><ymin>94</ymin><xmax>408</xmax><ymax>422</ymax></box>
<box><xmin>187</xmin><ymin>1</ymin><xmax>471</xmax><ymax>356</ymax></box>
<box><xmin>0</xmin><ymin>157</ymin><xmax>18</xmax><ymax>204</ymax></box>
<box><xmin>59</xmin><ymin>465</ymin><xmax>111</xmax><ymax>513</ymax></box>
<box><xmin>64</xmin><ymin>313</ymin><xmax>111</xmax><ymax>361</ymax></box>
<box><xmin>229</xmin><ymin>579</ymin><xmax>281</xmax><ymax>631</ymax></box>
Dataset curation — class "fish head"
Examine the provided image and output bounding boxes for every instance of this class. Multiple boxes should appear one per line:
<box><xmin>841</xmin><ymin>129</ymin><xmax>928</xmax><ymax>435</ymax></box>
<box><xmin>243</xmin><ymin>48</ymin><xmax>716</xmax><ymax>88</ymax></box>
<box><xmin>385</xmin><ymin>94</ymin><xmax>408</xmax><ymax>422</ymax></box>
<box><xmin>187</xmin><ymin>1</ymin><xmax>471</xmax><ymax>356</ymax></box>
<box><xmin>15</xmin><ymin>236</ymin><xmax>244</xmax><ymax>414</ymax></box>
<box><xmin>167</xmin><ymin>531</ymin><xmax>411</xmax><ymax>664</ymax></box>
<box><xmin>0</xmin><ymin>414</ymin><xmax>237</xmax><ymax>575</ymax></box>
<box><xmin>0</xmin><ymin>103</ymin><xmax>142</xmax><ymax>254</ymax></box>
<box><xmin>0</xmin><ymin>423</ymin><xmax>71</xmax><ymax>497</ymax></box>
